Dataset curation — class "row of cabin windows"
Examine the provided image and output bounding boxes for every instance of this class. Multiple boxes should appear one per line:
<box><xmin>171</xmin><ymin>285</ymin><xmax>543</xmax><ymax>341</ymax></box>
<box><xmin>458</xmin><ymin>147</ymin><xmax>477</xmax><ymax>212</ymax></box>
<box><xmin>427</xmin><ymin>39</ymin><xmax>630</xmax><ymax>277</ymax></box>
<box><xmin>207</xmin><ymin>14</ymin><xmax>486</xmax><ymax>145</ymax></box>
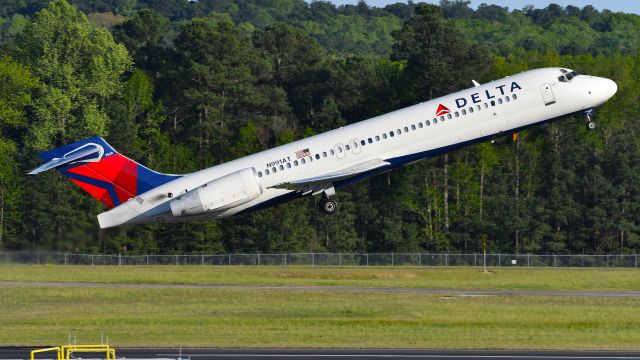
<box><xmin>257</xmin><ymin>93</ymin><xmax>518</xmax><ymax>178</ymax></box>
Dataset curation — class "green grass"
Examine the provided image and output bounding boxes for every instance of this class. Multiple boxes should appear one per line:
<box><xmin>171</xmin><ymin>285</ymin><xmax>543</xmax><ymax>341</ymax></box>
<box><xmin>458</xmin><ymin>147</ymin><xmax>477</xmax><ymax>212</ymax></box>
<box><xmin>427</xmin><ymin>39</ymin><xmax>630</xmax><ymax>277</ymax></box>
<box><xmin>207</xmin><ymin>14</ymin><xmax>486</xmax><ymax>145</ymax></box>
<box><xmin>0</xmin><ymin>265</ymin><xmax>639</xmax><ymax>290</ymax></box>
<box><xmin>1</xmin><ymin>266</ymin><xmax>639</xmax><ymax>349</ymax></box>
<box><xmin>1</xmin><ymin>286</ymin><xmax>639</xmax><ymax>349</ymax></box>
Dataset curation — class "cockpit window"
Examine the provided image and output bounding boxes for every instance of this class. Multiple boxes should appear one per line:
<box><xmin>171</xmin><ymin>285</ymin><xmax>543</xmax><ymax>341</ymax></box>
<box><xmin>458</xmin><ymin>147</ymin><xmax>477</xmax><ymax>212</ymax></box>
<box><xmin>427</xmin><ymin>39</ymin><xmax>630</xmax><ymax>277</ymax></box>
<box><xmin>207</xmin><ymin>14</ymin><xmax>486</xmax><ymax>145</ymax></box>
<box><xmin>559</xmin><ymin>69</ymin><xmax>580</xmax><ymax>82</ymax></box>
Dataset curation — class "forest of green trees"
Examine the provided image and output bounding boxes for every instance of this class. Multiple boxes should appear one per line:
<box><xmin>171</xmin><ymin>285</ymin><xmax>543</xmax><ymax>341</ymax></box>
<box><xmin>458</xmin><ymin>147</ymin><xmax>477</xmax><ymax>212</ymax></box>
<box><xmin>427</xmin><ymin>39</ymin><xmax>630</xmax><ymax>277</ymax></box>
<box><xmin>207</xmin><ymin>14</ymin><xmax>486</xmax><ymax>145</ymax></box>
<box><xmin>1</xmin><ymin>0</ymin><xmax>639</xmax><ymax>255</ymax></box>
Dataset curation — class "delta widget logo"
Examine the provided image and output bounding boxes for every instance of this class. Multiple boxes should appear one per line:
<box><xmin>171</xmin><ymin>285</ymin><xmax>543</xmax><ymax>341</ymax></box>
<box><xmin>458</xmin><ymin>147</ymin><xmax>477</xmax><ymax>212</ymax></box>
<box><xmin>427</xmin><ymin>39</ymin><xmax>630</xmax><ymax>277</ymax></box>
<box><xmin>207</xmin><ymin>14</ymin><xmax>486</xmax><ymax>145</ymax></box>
<box><xmin>435</xmin><ymin>104</ymin><xmax>450</xmax><ymax>116</ymax></box>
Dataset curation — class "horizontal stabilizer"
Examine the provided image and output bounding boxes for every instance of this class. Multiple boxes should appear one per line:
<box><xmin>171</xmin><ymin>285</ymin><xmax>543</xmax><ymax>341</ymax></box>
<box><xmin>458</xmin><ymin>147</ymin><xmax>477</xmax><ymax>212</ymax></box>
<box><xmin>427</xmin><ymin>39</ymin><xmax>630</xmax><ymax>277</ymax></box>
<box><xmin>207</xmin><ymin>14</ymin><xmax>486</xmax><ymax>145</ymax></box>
<box><xmin>28</xmin><ymin>143</ymin><xmax>103</xmax><ymax>175</ymax></box>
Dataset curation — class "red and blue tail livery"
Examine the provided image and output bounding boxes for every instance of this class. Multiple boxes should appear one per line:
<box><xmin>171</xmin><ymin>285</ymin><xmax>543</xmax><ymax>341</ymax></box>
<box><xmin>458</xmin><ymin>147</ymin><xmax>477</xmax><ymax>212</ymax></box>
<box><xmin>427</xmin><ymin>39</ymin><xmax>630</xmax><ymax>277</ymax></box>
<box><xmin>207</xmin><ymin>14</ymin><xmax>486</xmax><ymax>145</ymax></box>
<box><xmin>29</xmin><ymin>136</ymin><xmax>180</xmax><ymax>209</ymax></box>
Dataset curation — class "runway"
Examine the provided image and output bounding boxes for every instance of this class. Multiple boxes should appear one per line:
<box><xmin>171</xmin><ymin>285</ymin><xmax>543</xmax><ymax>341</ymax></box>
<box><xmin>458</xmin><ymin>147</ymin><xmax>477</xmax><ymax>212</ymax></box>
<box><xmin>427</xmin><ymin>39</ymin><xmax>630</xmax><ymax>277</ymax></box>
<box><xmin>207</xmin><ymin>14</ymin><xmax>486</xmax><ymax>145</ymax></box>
<box><xmin>1</xmin><ymin>281</ymin><xmax>640</xmax><ymax>298</ymax></box>
<box><xmin>3</xmin><ymin>347</ymin><xmax>640</xmax><ymax>360</ymax></box>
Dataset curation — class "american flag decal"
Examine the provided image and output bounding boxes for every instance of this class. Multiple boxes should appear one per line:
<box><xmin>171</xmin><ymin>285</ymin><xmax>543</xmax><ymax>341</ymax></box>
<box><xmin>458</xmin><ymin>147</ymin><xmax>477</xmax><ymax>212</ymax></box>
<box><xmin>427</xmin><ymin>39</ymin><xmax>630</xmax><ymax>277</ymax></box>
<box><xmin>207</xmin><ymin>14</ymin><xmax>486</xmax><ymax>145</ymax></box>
<box><xmin>295</xmin><ymin>148</ymin><xmax>310</xmax><ymax>159</ymax></box>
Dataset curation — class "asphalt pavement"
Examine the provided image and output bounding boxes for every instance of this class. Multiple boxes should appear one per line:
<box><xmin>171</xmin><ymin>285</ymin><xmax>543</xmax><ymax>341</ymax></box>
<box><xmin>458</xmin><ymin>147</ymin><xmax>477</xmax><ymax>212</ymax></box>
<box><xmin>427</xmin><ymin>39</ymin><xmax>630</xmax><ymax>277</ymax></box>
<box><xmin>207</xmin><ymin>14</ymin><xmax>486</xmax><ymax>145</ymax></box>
<box><xmin>3</xmin><ymin>347</ymin><xmax>640</xmax><ymax>360</ymax></box>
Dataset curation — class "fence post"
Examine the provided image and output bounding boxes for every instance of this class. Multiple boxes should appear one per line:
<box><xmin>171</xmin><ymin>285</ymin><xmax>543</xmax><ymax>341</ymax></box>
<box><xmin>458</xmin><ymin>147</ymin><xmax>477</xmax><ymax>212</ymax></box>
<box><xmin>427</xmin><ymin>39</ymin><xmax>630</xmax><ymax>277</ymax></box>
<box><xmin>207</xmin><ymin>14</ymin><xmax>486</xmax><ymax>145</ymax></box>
<box><xmin>284</xmin><ymin>253</ymin><xmax>287</xmax><ymax>266</ymax></box>
<box><xmin>391</xmin><ymin>253</ymin><xmax>394</xmax><ymax>266</ymax></box>
<box><xmin>607</xmin><ymin>255</ymin><xmax>609</xmax><ymax>268</ymax></box>
<box><xmin>527</xmin><ymin>254</ymin><xmax>530</xmax><ymax>267</ymax></box>
<box><xmin>339</xmin><ymin>253</ymin><xmax>342</xmax><ymax>266</ymax></box>
<box><xmin>91</xmin><ymin>255</ymin><xmax>94</xmax><ymax>266</ymax></box>
<box><xmin>228</xmin><ymin>254</ymin><xmax>231</xmax><ymax>266</ymax></box>
<box><xmin>64</xmin><ymin>252</ymin><xmax>68</xmax><ymax>266</ymax></box>
<box><xmin>473</xmin><ymin>254</ymin><xmax>476</xmax><ymax>267</ymax></box>
<box><xmin>553</xmin><ymin>255</ymin><xmax>556</xmax><ymax>267</ymax></box>
<box><xmin>118</xmin><ymin>253</ymin><xmax>122</xmax><ymax>266</ymax></box>
<box><xmin>312</xmin><ymin>253</ymin><xmax>315</xmax><ymax>267</ymax></box>
<box><xmin>201</xmin><ymin>254</ymin><xmax>204</xmax><ymax>266</ymax></box>
<box><xmin>498</xmin><ymin>253</ymin><xmax>501</xmax><ymax>267</ymax></box>
<box><xmin>420</xmin><ymin>253</ymin><xmax>423</xmax><ymax>266</ymax></box>
<box><xmin>445</xmin><ymin>253</ymin><xmax>448</xmax><ymax>267</ymax></box>
<box><xmin>257</xmin><ymin>253</ymin><xmax>261</xmax><ymax>266</ymax></box>
<box><xmin>366</xmin><ymin>253</ymin><xmax>369</xmax><ymax>266</ymax></box>
<box><xmin>636</xmin><ymin>254</ymin><xmax>638</xmax><ymax>268</ymax></box>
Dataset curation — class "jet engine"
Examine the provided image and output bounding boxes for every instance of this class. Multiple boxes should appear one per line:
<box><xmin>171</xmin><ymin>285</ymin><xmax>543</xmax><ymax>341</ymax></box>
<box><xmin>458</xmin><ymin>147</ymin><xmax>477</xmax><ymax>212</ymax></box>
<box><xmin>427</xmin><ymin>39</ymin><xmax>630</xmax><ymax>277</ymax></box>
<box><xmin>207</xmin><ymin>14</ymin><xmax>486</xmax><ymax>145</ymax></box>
<box><xmin>170</xmin><ymin>168</ymin><xmax>262</xmax><ymax>217</ymax></box>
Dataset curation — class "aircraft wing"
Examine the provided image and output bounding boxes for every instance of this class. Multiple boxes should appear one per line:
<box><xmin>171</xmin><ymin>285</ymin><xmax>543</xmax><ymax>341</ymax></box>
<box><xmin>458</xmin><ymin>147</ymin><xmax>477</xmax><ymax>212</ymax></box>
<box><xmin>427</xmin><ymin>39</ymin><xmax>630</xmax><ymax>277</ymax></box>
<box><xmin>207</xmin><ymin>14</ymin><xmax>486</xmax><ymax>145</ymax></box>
<box><xmin>270</xmin><ymin>158</ymin><xmax>390</xmax><ymax>193</ymax></box>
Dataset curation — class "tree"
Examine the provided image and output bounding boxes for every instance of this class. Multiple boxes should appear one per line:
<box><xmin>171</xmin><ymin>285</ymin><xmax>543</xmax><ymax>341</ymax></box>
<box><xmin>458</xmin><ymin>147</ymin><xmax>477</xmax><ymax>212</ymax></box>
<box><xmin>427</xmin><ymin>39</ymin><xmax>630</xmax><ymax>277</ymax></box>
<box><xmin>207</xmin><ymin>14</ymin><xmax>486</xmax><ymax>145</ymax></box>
<box><xmin>11</xmin><ymin>0</ymin><xmax>131</xmax><ymax>251</ymax></box>
<box><xmin>14</xmin><ymin>0</ymin><xmax>131</xmax><ymax>148</ymax></box>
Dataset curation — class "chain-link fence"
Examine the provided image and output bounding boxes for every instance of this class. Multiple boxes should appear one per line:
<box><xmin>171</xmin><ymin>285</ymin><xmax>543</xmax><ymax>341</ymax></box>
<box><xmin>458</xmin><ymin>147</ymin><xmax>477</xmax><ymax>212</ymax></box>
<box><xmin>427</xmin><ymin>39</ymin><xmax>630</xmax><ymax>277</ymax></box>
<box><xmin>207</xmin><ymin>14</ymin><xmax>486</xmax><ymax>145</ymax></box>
<box><xmin>0</xmin><ymin>251</ymin><xmax>638</xmax><ymax>267</ymax></box>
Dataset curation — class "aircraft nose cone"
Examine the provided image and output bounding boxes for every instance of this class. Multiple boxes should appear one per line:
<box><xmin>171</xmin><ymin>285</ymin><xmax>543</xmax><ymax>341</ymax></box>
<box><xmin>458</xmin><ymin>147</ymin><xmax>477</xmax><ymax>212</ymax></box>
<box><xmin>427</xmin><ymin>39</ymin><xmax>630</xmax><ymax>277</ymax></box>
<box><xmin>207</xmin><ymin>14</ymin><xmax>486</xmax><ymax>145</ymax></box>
<box><xmin>604</xmin><ymin>78</ymin><xmax>618</xmax><ymax>99</ymax></box>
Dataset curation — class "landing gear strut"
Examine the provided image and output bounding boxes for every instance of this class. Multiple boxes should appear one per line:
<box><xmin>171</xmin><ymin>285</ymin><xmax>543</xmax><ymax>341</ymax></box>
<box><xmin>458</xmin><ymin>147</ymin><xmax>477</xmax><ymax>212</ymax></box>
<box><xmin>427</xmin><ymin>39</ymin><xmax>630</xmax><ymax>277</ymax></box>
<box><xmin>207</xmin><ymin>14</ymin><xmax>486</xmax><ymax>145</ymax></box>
<box><xmin>585</xmin><ymin>109</ymin><xmax>596</xmax><ymax>130</ymax></box>
<box><xmin>318</xmin><ymin>187</ymin><xmax>338</xmax><ymax>215</ymax></box>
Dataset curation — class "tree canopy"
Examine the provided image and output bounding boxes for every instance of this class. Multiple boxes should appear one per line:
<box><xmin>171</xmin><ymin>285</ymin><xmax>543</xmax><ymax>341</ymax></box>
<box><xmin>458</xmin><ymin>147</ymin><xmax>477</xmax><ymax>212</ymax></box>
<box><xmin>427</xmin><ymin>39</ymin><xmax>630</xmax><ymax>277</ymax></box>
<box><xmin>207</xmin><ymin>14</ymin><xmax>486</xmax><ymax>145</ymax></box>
<box><xmin>0</xmin><ymin>0</ymin><xmax>639</xmax><ymax>255</ymax></box>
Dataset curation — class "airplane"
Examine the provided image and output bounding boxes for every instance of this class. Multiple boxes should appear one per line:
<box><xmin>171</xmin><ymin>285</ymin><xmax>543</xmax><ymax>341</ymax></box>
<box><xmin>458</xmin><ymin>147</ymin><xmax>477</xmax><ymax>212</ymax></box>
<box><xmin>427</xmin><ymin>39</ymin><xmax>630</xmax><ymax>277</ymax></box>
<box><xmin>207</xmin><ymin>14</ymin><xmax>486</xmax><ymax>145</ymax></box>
<box><xmin>29</xmin><ymin>67</ymin><xmax>617</xmax><ymax>228</ymax></box>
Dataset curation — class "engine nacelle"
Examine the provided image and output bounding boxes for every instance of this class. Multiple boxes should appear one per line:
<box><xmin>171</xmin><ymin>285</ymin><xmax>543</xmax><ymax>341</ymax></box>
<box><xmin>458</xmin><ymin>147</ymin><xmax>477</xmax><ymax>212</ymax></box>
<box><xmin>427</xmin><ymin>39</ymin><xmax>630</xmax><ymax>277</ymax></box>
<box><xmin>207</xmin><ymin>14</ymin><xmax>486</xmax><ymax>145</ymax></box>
<box><xmin>170</xmin><ymin>168</ymin><xmax>262</xmax><ymax>217</ymax></box>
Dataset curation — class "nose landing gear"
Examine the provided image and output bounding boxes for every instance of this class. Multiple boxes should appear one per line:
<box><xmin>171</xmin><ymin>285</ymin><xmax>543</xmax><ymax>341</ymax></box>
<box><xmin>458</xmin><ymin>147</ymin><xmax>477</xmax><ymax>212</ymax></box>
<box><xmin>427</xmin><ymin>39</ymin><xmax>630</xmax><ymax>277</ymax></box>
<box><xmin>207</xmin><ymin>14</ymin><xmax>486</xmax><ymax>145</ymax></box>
<box><xmin>585</xmin><ymin>109</ymin><xmax>596</xmax><ymax>130</ymax></box>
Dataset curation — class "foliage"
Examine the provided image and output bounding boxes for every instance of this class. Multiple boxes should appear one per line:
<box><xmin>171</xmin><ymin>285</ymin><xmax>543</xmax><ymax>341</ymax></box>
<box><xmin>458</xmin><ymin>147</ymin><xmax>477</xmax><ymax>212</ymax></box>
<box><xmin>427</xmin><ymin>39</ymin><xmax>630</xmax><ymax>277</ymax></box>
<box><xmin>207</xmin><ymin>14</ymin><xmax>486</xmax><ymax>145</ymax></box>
<box><xmin>0</xmin><ymin>0</ymin><xmax>639</xmax><ymax>255</ymax></box>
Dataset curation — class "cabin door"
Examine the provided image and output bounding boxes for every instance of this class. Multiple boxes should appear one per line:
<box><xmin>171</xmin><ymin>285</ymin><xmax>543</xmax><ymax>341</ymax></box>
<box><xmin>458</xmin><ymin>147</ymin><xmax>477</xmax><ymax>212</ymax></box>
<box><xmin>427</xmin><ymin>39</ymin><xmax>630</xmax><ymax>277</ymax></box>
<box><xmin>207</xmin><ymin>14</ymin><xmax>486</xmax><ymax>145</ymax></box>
<box><xmin>540</xmin><ymin>83</ymin><xmax>556</xmax><ymax>106</ymax></box>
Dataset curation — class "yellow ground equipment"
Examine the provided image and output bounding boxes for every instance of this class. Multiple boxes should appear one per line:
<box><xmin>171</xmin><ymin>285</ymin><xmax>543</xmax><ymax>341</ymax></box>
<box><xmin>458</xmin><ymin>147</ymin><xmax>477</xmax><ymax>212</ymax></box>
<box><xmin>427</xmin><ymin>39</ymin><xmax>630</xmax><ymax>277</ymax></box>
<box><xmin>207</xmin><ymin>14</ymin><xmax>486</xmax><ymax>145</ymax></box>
<box><xmin>31</xmin><ymin>345</ymin><xmax>116</xmax><ymax>360</ymax></box>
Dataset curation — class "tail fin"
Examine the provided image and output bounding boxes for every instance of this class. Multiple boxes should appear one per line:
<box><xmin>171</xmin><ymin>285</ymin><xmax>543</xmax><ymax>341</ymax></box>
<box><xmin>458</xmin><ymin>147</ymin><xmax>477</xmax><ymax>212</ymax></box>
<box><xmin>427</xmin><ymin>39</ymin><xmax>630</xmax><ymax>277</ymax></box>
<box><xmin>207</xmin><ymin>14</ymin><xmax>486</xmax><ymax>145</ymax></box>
<box><xmin>29</xmin><ymin>136</ymin><xmax>180</xmax><ymax>209</ymax></box>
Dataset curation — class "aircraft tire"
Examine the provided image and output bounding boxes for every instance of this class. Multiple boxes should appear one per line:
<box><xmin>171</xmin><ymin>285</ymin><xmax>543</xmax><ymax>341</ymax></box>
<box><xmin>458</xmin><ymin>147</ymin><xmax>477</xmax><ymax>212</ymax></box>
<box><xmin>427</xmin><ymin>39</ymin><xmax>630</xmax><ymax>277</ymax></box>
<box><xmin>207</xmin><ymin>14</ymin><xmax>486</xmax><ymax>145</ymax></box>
<box><xmin>587</xmin><ymin>121</ymin><xmax>596</xmax><ymax>130</ymax></box>
<box><xmin>320</xmin><ymin>199</ymin><xmax>338</xmax><ymax>215</ymax></box>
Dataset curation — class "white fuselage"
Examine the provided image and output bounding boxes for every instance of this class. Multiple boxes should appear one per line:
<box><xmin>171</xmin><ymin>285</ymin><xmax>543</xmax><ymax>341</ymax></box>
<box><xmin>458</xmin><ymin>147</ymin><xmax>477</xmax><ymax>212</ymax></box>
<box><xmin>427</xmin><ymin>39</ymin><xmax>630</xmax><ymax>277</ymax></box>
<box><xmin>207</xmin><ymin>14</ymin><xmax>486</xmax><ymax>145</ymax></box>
<box><xmin>97</xmin><ymin>67</ymin><xmax>617</xmax><ymax>228</ymax></box>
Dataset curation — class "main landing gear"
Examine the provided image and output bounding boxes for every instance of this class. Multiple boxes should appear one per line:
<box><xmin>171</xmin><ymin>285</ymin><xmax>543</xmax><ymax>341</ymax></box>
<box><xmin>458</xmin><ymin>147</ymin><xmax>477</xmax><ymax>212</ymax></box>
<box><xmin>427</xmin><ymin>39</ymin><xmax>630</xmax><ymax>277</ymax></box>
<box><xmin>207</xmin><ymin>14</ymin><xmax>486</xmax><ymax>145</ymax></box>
<box><xmin>585</xmin><ymin>109</ymin><xmax>596</xmax><ymax>130</ymax></box>
<box><xmin>318</xmin><ymin>187</ymin><xmax>338</xmax><ymax>215</ymax></box>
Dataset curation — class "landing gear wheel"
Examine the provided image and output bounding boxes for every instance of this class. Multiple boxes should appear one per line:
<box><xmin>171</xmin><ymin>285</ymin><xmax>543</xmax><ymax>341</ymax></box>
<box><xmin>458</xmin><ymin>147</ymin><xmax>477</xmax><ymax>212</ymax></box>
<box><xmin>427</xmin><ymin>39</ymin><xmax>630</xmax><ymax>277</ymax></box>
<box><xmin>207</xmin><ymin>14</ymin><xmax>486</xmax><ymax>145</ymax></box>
<box><xmin>585</xmin><ymin>109</ymin><xmax>596</xmax><ymax>131</ymax></box>
<box><xmin>320</xmin><ymin>198</ymin><xmax>338</xmax><ymax>215</ymax></box>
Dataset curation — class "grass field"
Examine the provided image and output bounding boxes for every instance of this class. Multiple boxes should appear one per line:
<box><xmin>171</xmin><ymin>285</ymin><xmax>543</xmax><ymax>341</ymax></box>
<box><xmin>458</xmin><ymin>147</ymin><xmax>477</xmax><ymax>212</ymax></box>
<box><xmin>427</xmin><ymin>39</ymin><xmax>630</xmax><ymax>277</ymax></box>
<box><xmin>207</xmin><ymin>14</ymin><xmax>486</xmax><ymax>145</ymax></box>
<box><xmin>1</xmin><ymin>265</ymin><xmax>640</xmax><ymax>290</ymax></box>
<box><xmin>1</xmin><ymin>265</ymin><xmax>639</xmax><ymax>349</ymax></box>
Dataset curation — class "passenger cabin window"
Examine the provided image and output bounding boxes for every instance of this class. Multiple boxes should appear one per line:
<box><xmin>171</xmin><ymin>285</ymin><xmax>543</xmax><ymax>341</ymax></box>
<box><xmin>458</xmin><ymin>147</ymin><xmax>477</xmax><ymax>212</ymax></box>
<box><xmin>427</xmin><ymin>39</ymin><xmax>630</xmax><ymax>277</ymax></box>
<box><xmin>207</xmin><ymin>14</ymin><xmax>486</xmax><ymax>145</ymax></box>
<box><xmin>286</xmin><ymin>163</ymin><xmax>291</xmax><ymax>168</ymax></box>
<box><xmin>294</xmin><ymin>160</ymin><xmax>299</xmax><ymax>166</ymax></box>
<box><xmin>418</xmin><ymin>123</ymin><xmax>423</xmax><ymax>128</ymax></box>
<box><xmin>361</xmin><ymin>140</ymin><xmax>366</xmax><ymax>146</ymax></box>
<box><xmin>279</xmin><ymin>165</ymin><xmax>284</xmax><ymax>171</ymax></box>
<box><xmin>411</xmin><ymin>124</ymin><xmax>416</xmax><ymax>130</ymax></box>
<box><xmin>322</xmin><ymin>151</ymin><xmax>327</xmax><ymax>157</ymax></box>
<box><xmin>265</xmin><ymin>169</ymin><xmax>270</xmax><ymax>175</ymax></box>
<box><xmin>368</xmin><ymin>138</ymin><xmax>373</xmax><ymax>143</ymax></box>
<box><xmin>345</xmin><ymin>144</ymin><xmax>351</xmax><ymax>151</ymax></box>
<box><xmin>375</xmin><ymin>135</ymin><xmax>380</xmax><ymax>141</ymax></box>
<box><xmin>315</xmin><ymin>154</ymin><xmax>320</xmax><ymax>160</ymax></box>
<box><xmin>512</xmin><ymin>94</ymin><xmax>518</xmax><ymax>100</ymax></box>
<box><xmin>257</xmin><ymin>171</ymin><xmax>263</xmax><ymax>177</ymax></box>
<box><xmin>272</xmin><ymin>167</ymin><xmax>277</xmax><ymax>173</ymax></box>
<box><xmin>426</xmin><ymin>120</ymin><xmax>431</xmax><ymax>126</ymax></box>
